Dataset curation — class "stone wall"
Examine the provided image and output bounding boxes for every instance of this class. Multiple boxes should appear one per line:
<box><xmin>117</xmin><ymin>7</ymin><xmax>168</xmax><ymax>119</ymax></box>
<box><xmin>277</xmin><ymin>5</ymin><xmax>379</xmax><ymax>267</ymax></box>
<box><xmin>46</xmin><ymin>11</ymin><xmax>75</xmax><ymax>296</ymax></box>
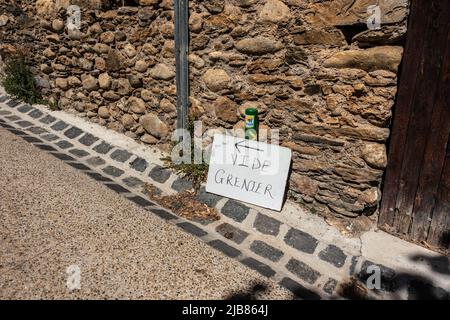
<box><xmin>1</xmin><ymin>0</ymin><xmax>178</xmax><ymax>145</ymax></box>
<box><xmin>0</xmin><ymin>0</ymin><xmax>410</xmax><ymax>218</ymax></box>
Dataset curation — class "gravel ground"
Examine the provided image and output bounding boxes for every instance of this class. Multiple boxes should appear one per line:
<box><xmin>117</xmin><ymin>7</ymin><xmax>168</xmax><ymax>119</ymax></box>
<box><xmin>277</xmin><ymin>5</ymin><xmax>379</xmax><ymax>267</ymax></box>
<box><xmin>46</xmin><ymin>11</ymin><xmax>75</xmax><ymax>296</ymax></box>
<box><xmin>0</xmin><ymin>127</ymin><xmax>292</xmax><ymax>300</ymax></box>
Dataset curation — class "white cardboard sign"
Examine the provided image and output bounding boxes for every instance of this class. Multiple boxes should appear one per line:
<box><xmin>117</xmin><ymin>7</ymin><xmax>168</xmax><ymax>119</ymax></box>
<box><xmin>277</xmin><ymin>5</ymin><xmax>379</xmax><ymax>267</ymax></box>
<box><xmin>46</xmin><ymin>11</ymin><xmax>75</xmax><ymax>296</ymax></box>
<box><xmin>206</xmin><ymin>134</ymin><xmax>292</xmax><ymax>211</ymax></box>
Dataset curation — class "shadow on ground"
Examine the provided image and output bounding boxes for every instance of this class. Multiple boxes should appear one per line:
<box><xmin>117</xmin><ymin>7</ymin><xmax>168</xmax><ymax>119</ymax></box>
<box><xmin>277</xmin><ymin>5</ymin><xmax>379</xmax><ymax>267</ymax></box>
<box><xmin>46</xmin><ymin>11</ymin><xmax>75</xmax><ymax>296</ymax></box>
<box><xmin>225</xmin><ymin>282</ymin><xmax>271</xmax><ymax>300</ymax></box>
<box><xmin>337</xmin><ymin>253</ymin><xmax>450</xmax><ymax>300</ymax></box>
<box><xmin>226</xmin><ymin>254</ymin><xmax>450</xmax><ymax>300</ymax></box>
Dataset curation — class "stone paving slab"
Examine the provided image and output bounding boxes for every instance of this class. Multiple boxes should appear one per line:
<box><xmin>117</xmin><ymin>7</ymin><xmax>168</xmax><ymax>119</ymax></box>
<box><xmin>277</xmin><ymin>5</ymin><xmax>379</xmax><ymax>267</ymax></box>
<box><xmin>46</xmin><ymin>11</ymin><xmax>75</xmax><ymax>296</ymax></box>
<box><xmin>0</xmin><ymin>90</ymin><xmax>449</xmax><ymax>300</ymax></box>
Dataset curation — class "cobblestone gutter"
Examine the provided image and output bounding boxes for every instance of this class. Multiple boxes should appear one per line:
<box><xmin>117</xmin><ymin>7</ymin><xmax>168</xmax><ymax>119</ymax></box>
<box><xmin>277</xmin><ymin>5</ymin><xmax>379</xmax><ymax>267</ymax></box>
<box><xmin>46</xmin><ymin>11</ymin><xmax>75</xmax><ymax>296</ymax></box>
<box><xmin>1</xmin><ymin>89</ymin><xmax>449</xmax><ymax>300</ymax></box>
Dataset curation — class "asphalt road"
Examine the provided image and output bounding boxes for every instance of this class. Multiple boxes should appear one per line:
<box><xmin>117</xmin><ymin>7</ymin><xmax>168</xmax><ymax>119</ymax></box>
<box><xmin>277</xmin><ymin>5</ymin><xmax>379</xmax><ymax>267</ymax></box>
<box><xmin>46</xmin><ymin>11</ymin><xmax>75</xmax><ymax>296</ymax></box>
<box><xmin>0</xmin><ymin>127</ymin><xmax>291</xmax><ymax>299</ymax></box>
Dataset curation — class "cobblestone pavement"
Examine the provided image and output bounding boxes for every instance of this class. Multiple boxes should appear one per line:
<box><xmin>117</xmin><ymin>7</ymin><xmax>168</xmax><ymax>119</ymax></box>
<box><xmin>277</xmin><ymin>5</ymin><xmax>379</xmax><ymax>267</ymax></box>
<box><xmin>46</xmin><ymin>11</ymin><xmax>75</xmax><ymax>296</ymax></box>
<box><xmin>0</xmin><ymin>91</ymin><xmax>449</xmax><ymax>300</ymax></box>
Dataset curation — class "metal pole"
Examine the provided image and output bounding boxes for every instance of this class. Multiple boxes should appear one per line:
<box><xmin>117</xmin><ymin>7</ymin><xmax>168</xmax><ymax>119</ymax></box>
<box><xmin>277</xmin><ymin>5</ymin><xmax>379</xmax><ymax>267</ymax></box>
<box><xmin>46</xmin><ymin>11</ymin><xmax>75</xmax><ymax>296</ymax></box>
<box><xmin>174</xmin><ymin>0</ymin><xmax>189</xmax><ymax>143</ymax></box>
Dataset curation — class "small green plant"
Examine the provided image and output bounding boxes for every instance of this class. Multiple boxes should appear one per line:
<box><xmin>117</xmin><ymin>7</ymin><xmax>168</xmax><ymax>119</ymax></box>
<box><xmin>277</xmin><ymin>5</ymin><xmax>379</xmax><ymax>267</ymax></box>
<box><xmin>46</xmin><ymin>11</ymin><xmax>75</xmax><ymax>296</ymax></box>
<box><xmin>167</xmin><ymin>161</ymin><xmax>209</xmax><ymax>192</ymax></box>
<box><xmin>2</xmin><ymin>55</ymin><xmax>42</xmax><ymax>105</ymax></box>
<box><xmin>162</xmin><ymin>119</ymin><xmax>209</xmax><ymax>192</ymax></box>
<box><xmin>47</xmin><ymin>95</ymin><xmax>61</xmax><ymax>111</ymax></box>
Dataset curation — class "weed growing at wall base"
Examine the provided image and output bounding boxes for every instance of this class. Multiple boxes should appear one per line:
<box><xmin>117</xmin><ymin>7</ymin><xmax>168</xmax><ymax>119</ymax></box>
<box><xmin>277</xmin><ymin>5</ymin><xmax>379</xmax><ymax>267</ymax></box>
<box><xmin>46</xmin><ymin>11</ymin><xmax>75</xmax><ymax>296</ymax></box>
<box><xmin>2</xmin><ymin>55</ymin><xmax>42</xmax><ymax>105</ymax></box>
<box><xmin>162</xmin><ymin>119</ymin><xmax>209</xmax><ymax>192</ymax></box>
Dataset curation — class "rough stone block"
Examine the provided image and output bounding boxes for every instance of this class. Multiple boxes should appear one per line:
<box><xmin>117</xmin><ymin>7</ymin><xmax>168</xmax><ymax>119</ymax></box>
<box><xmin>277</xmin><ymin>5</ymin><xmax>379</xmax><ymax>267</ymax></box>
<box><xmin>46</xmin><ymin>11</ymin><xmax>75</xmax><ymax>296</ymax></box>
<box><xmin>127</xmin><ymin>196</ymin><xmax>154</xmax><ymax>207</ymax></box>
<box><xmin>93</xmin><ymin>141</ymin><xmax>113</xmax><ymax>154</ymax></box>
<box><xmin>250</xmin><ymin>240</ymin><xmax>284</xmax><ymax>262</ymax></box>
<box><xmin>122</xmin><ymin>176</ymin><xmax>145</xmax><ymax>188</ymax></box>
<box><xmin>241</xmin><ymin>257</ymin><xmax>276</xmax><ymax>278</ymax></box>
<box><xmin>67</xmin><ymin>162</ymin><xmax>91</xmax><ymax>171</ymax></box>
<box><xmin>50</xmin><ymin>121</ymin><xmax>69</xmax><ymax>131</ymax></box>
<box><xmin>110</xmin><ymin>149</ymin><xmax>132</xmax><ymax>163</ymax></box>
<box><xmin>149</xmin><ymin>165</ymin><xmax>171</xmax><ymax>183</ymax></box>
<box><xmin>64</xmin><ymin>127</ymin><xmax>83</xmax><ymax>139</ymax></box>
<box><xmin>41</xmin><ymin>134</ymin><xmax>59</xmax><ymax>141</ymax></box>
<box><xmin>149</xmin><ymin>208</ymin><xmax>177</xmax><ymax>220</ymax></box>
<box><xmin>279</xmin><ymin>277</ymin><xmax>321</xmax><ymax>300</ymax></box>
<box><xmin>318</xmin><ymin>245</ymin><xmax>347</xmax><ymax>268</ymax></box>
<box><xmin>28</xmin><ymin>127</ymin><xmax>48</xmax><ymax>135</ymax></box>
<box><xmin>216</xmin><ymin>223</ymin><xmax>249</xmax><ymax>244</ymax></box>
<box><xmin>171</xmin><ymin>177</ymin><xmax>193</xmax><ymax>192</ymax></box>
<box><xmin>221</xmin><ymin>200</ymin><xmax>250</xmax><ymax>223</ymax></box>
<box><xmin>102</xmin><ymin>166</ymin><xmax>125</xmax><ymax>177</ymax></box>
<box><xmin>253</xmin><ymin>213</ymin><xmax>281</xmax><ymax>236</ymax></box>
<box><xmin>284</xmin><ymin>228</ymin><xmax>319</xmax><ymax>254</ymax></box>
<box><xmin>56</xmin><ymin>140</ymin><xmax>74</xmax><ymax>150</ymax></box>
<box><xmin>16</xmin><ymin>121</ymin><xmax>33</xmax><ymax>128</ymax></box>
<box><xmin>86</xmin><ymin>156</ymin><xmax>106</xmax><ymax>167</ymax></box>
<box><xmin>36</xmin><ymin>144</ymin><xmax>58</xmax><ymax>152</ymax></box>
<box><xmin>130</xmin><ymin>157</ymin><xmax>148</xmax><ymax>172</ymax></box>
<box><xmin>23</xmin><ymin>136</ymin><xmax>43</xmax><ymax>144</ymax></box>
<box><xmin>286</xmin><ymin>258</ymin><xmax>321</xmax><ymax>284</ymax></box>
<box><xmin>29</xmin><ymin>109</ymin><xmax>44</xmax><ymax>119</ymax></box>
<box><xmin>79</xmin><ymin>133</ymin><xmax>99</xmax><ymax>146</ymax></box>
<box><xmin>208</xmin><ymin>240</ymin><xmax>241</xmax><ymax>258</ymax></box>
<box><xmin>323</xmin><ymin>278</ymin><xmax>338</xmax><ymax>295</ymax></box>
<box><xmin>104</xmin><ymin>183</ymin><xmax>130</xmax><ymax>194</ymax></box>
<box><xmin>40</xmin><ymin>115</ymin><xmax>57</xmax><ymax>124</ymax></box>
<box><xmin>69</xmin><ymin>149</ymin><xmax>90</xmax><ymax>158</ymax></box>
<box><xmin>17</xmin><ymin>104</ymin><xmax>32</xmax><ymax>113</ymax></box>
<box><xmin>195</xmin><ymin>187</ymin><xmax>222</xmax><ymax>207</ymax></box>
<box><xmin>177</xmin><ymin>222</ymin><xmax>208</xmax><ymax>237</ymax></box>
<box><xmin>51</xmin><ymin>152</ymin><xmax>75</xmax><ymax>161</ymax></box>
<box><xmin>86</xmin><ymin>171</ymin><xmax>113</xmax><ymax>183</ymax></box>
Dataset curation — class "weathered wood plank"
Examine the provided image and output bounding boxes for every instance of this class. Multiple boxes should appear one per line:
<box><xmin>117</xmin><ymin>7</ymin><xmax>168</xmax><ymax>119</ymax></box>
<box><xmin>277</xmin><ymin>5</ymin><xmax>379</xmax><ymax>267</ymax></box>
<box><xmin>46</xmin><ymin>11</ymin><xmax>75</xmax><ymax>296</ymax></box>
<box><xmin>427</xmin><ymin>147</ymin><xmax>450</xmax><ymax>251</ymax></box>
<box><xmin>394</xmin><ymin>0</ymin><xmax>450</xmax><ymax>235</ymax></box>
<box><xmin>411</xmin><ymin>25</ymin><xmax>450</xmax><ymax>242</ymax></box>
<box><xmin>379</xmin><ymin>0</ymin><xmax>431</xmax><ymax>228</ymax></box>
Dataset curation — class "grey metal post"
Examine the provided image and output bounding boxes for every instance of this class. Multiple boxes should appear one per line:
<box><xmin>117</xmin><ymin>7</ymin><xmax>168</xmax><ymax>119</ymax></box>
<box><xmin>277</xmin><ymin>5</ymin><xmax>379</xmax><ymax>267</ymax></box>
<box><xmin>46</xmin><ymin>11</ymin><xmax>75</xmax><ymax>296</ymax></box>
<box><xmin>174</xmin><ymin>0</ymin><xmax>189</xmax><ymax>143</ymax></box>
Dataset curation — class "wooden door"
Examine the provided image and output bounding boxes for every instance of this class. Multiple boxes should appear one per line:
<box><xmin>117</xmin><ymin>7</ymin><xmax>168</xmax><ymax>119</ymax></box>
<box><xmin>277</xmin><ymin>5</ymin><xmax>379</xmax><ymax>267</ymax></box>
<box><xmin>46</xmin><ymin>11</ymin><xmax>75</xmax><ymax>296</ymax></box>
<box><xmin>379</xmin><ymin>0</ymin><xmax>450</xmax><ymax>254</ymax></box>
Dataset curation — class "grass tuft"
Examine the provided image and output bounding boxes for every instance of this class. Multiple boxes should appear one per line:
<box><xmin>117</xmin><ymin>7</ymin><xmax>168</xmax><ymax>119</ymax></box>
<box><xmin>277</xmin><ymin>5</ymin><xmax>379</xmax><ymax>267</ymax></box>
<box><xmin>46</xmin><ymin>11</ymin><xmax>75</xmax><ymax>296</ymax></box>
<box><xmin>1</xmin><ymin>54</ymin><xmax>42</xmax><ymax>105</ymax></box>
<box><xmin>162</xmin><ymin>119</ymin><xmax>209</xmax><ymax>192</ymax></box>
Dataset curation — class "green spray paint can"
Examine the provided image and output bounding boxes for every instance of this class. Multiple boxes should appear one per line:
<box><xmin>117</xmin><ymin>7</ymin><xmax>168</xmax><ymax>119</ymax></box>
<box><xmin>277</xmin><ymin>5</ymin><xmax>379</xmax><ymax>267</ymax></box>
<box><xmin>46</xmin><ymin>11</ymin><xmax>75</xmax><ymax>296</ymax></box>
<box><xmin>244</xmin><ymin>108</ymin><xmax>259</xmax><ymax>141</ymax></box>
